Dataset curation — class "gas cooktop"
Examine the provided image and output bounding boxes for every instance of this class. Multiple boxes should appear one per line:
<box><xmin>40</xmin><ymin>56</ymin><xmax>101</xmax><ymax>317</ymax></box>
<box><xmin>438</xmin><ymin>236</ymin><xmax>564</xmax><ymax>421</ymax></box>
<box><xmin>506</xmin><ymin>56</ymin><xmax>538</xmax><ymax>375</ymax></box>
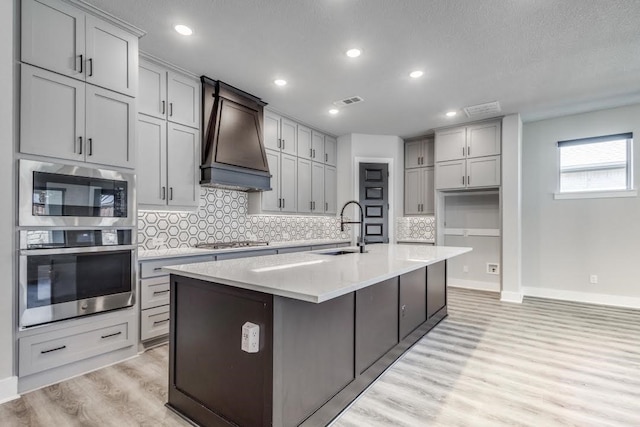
<box><xmin>194</xmin><ymin>241</ymin><xmax>269</xmax><ymax>250</ymax></box>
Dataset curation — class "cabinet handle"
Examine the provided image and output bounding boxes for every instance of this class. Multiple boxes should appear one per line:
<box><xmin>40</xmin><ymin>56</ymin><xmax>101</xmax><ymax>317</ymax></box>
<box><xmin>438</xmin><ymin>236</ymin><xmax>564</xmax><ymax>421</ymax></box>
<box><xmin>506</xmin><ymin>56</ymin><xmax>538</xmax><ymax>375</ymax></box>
<box><xmin>88</xmin><ymin>138</ymin><xmax>93</xmax><ymax>156</ymax></box>
<box><xmin>169</xmin><ymin>187</ymin><xmax>174</xmax><ymax>200</ymax></box>
<box><xmin>467</xmin><ymin>146</ymin><xmax>470</xmax><ymax>156</ymax></box>
<box><xmin>78</xmin><ymin>54</ymin><xmax>83</xmax><ymax>73</ymax></box>
<box><xmin>101</xmin><ymin>331</ymin><xmax>122</xmax><ymax>339</ymax></box>
<box><xmin>312</xmin><ymin>149</ymin><xmax>316</xmax><ymax>158</ymax></box>
<box><xmin>41</xmin><ymin>345</ymin><xmax>66</xmax><ymax>354</ymax></box>
<box><xmin>325</xmin><ymin>153</ymin><xmax>328</xmax><ymax>162</ymax></box>
<box><xmin>467</xmin><ymin>175</ymin><xmax>470</xmax><ymax>185</ymax></box>
<box><xmin>153</xmin><ymin>290</ymin><xmax>170</xmax><ymax>296</ymax></box>
<box><xmin>462</xmin><ymin>176</ymin><xmax>465</xmax><ymax>185</ymax></box>
<box><xmin>162</xmin><ymin>100</ymin><xmax>165</xmax><ymax>115</ymax></box>
<box><xmin>282</xmin><ymin>139</ymin><xmax>285</xmax><ymax>150</ymax></box>
<box><xmin>310</xmin><ymin>201</ymin><xmax>313</xmax><ymax>210</ymax></box>
<box><xmin>310</xmin><ymin>148</ymin><xmax>313</xmax><ymax>158</ymax></box>
<box><xmin>401</xmin><ymin>304</ymin><xmax>406</xmax><ymax>318</ymax></box>
<box><xmin>282</xmin><ymin>198</ymin><xmax>285</xmax><ymax>209</ymax></box>
<box><xmin>169</xmin><ymin>103</ymin><xmax>173</xmax><ymax>117</ymax></box>
<box><xmin>88</xmin><ymin>58</ymin><xmax>93</xmax><ymax>77</ymax></box>
<box><xmin>325</xmin><ymin>202</ymin><xmax>328</xmax><ymax>211</ymax></box>
<box><xmin>153</xmin><ymin>267</ymin><xmax>164</xmax><ymax>272</ymax></box>
<box><xmin>161</xmin><ymin>186</ymin><xmax>166</xmax><ymax>200</ymax></box>
<box><xmin>153</xmin><ymin>319</ymin><xmax>170</xmax><ymax>326</ymax></box>
<box><xmin>78</xmin><ymin>136</ymin><xmax>82</xmax><ymax>154</ymax></box>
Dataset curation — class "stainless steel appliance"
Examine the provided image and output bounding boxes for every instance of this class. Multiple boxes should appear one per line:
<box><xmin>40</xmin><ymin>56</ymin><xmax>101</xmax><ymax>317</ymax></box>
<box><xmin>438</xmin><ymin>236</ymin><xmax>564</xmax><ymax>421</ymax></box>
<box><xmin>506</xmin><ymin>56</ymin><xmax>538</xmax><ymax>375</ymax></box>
<box><xmin>194</xmin><ymin>241</ymin><xmax>269</xmax><ymax>250</ymax></box>
<box><xmin>19</xmin><ymin>229</ymin><xmax>135</xmax><ymax>328</ymax></box>
<box><xmin>19</xmin><ymin>159</ymin><xmax>135</xmax><ymax>227</ymax></box>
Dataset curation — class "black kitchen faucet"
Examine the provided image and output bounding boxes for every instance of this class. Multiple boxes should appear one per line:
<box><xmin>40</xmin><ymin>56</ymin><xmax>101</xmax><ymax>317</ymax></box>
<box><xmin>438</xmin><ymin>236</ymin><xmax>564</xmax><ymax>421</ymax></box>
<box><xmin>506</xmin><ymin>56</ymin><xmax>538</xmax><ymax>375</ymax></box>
<box><xmin>339</xmin><ymin>200</ymin><xmax>366</xmax><ymax>253</ymax></box>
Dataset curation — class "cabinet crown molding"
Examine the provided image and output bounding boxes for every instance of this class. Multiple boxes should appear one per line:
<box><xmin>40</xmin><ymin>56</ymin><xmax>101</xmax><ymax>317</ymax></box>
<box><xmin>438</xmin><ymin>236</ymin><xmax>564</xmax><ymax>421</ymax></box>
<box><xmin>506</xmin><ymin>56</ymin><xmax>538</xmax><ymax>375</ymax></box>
<box><xmin>65</xmin><ymin>0</ymin><xmax>146</xmax><ymax>37</ymax></box>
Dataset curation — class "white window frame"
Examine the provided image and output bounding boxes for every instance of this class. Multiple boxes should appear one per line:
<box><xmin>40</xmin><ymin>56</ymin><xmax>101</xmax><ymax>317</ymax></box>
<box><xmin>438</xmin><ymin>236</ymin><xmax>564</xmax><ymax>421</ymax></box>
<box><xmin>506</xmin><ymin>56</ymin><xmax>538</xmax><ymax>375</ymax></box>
<box><xmin>554</xmin><ymin>133</ymin><xmax>636</xmax><ymax>200</ymax></box>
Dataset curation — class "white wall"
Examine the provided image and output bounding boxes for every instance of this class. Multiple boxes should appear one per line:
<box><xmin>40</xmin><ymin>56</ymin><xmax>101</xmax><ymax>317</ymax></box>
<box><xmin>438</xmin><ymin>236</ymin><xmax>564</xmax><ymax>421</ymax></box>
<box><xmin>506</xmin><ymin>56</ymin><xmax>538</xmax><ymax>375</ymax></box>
<box><xmin>336</xmin><ymin>134</ymin><xmax>404</xmax><ymax>241</ymax></box>
<box><xmin>0</xmin><ymin>0</ymin><xmax>17</xmax><ymax>401</ymax></box>
<box><xmin>522</xmin><ymin>103</ymin><xmax>640</xmax><ymax>307</ymax></box>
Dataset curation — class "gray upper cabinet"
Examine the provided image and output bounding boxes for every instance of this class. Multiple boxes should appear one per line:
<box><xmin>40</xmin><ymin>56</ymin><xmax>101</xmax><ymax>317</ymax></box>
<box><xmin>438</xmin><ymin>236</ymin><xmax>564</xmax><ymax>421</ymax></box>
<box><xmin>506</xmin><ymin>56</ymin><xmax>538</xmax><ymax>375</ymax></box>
<box><xmin>85</xmin><ymin>84</ymin><xmax>135</xmax><ymax>168</ymax></box>
<box><xmin>263</xmin><ymin>110</ymin><xmax>297</xmax><ymax>155</ymax></box>
<box><xmin>324</xmin><ymin>136</ymin><xmax>337</xmax><ymax>166</ymax></box>
<box><xmin>21</xmin><ymin>65</ymin><xmax>85</xmax><ymax>162</ymax></box>
<box><xmin>324</xmin><ymin>165</ymin><xmax>337</xmax><ymax>214</ymax></box>
<box><xmin>311</xmin><ymin>162</ymin><xmax>325</xmax><ymax>214</ymax></box>
<box><xmin>405</xmin><ymin>137</ymin><xmax>434</xmax><ymax>168</ymax></box>
<box><xmin>297</xmin><ymin>158</ymin><xmax>312</xmax><ymax>214</ymax></box>
<box><xmin>404</xmin><ymin>167</ymin><xmax>434</xmax><ymax>215</ymax></box>
<box><xmin>252</xmin><ymin>149</ymin><xmax>297</xmax><ymax>213</ymax></box>
<box><xmin>138</xmin><ymin>59</ymin><xmax>200</xmax><ymax>129</ymax></box>
<box><xmin>21</xmin><ymin>64</ymin><xmax>134</xmax><ymax>168</ymax></box>
<box><xmin>297</xmin><ymin>125</ymin><xmax>313</xmax><ymax>160</ymax></box>
<box><xmin>435</xmin><ymin>120</ymin><xmax>502</xmax><ymax>190</ymax></box>
<box><xmin>137</xmin><ymin>116</ymin><xmax>199</xmax><ymax>208</ymax></box>
<box><xmin>311</xmin><ymin>130</ymin><xmax>325</xmax><ymax>162</ymax></box>
<box><xmin>21</xmin><ymin>0</ymin><xmax>139</xmax><ymax>97</ymax></box>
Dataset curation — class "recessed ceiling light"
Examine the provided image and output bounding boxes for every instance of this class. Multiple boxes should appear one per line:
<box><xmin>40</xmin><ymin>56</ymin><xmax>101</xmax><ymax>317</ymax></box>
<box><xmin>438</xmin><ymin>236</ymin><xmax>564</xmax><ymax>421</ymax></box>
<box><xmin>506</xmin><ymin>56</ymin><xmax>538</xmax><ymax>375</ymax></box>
<box><xmin>274</xmin><ymin>79</ymin><xmax>287</xmax><ymax>86</ymax></box>
<box><xmin>346</xmin><ymin>48</ymin><xmax>362</xmax><ymax>58</ymax></box>
<box><xmin>174</xmin><ymin>24</ymin><xmax>193</xmax><ymax>36</ymax></box>
<box><xmin>446</xmin><ymin>111</ymin><xmax>457</xmax><ymax>117</ymax></box>
<box><xmin>409</xmin><ymin>70</ymin><xmax>424</xmax><ymax>79</ymax></box>
<box><xmin>329</xmin><ymin>109</ymin><xmax>339</xmax><ymax>115</ymax></box>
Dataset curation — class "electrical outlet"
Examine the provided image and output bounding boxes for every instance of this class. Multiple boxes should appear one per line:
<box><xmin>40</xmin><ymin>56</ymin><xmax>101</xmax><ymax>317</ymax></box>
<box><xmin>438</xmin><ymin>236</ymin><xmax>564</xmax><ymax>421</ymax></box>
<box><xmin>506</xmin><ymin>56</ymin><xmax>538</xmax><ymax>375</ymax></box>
<box><xmin>590</xmin><ymin>275</ymin><xmax>598</xmax><ymax>284</ymax></box>
<box><xmin>241</xmin><ymin>322</ymin><xmax>260</xmax><ymax>353</ymax></box>
<box><xmin>463</xmin><ymin>265</ymin><xmax>469</xmax><ymax>273</ymax></box>
<box><xmin>487</xmin><ymin>263</ymin><xmax>500</xmax><ymax>275</ymax></box>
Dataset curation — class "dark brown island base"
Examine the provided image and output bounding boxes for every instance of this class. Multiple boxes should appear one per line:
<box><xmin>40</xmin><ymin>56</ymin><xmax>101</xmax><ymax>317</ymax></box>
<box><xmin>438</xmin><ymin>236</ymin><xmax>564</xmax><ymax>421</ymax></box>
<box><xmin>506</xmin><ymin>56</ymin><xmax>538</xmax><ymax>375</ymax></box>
<box><xmin>162</xmin><ymin>244</ymin><xmax>470</xmax><ymax>427</ymax></box>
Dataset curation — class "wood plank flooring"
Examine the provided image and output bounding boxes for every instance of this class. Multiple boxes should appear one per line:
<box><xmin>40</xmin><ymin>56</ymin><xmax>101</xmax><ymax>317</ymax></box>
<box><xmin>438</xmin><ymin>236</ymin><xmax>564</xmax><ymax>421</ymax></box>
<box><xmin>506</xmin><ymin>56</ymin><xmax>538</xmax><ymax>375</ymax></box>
<box><xmin>1</xmin><ymin>288</ymin><xmax>639</xmax><ymax>426</ymax></box>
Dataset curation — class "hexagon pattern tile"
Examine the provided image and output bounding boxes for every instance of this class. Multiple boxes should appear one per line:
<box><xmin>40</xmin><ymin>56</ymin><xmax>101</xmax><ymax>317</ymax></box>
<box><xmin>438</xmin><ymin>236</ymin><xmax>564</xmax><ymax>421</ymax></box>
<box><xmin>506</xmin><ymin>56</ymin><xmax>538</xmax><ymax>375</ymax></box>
<box><xmin>396</xmin><ymin>216</ymin><xmax>435</xmax><ymax>241</ymax></box>
<box><xmin>139</xmin><ymin>188</ymin><xmax>351</xmax><ymax>249</ymax></box>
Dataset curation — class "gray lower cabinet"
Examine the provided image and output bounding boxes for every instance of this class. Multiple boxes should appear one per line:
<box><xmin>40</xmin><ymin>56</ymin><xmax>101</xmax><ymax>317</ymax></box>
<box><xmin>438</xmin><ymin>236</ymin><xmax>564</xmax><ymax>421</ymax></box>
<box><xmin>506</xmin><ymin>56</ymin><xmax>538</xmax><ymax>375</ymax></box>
<box><xmin>399</xmin><ymin>267</ymin><xmax>427</xmax><ymax>339</ymax></box>
<box><xmin>355</xmin><ymin>277</ymin><xmax>399</xmax><ymax>374</ymax></box>
<box><xmin>19</xmin><ymin>315</ymin><xmax>135</xmax><ymax>377</ymax></box>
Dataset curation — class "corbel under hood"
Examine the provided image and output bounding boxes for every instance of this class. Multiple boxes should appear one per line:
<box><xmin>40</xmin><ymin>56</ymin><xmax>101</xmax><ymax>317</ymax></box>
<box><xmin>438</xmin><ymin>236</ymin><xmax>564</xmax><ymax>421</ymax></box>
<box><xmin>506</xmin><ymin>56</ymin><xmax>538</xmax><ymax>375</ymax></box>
<box><xmin>200</xmin><ymin>77</ymin><xmax>271</xmax><ymax>192</ymax></box>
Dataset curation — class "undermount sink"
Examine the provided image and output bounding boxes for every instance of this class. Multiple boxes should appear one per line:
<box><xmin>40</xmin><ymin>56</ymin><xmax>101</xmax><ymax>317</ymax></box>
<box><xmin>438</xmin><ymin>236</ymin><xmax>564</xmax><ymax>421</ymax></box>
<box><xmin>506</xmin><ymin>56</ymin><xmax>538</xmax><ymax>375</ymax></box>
<box><xmin>318</xmin><ymin>249</ymin><xmax>360</xmax><ymax>256</ymax></box>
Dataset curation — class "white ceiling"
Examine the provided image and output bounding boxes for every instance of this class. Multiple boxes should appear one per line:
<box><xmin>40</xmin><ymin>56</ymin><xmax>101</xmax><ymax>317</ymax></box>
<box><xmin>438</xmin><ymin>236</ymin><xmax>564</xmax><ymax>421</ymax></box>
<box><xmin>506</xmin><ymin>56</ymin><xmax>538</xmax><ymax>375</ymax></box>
<box><xmin>86</xmin><ymin>0</ymin><xmax>640</xmax><ymax>138</ymax></box>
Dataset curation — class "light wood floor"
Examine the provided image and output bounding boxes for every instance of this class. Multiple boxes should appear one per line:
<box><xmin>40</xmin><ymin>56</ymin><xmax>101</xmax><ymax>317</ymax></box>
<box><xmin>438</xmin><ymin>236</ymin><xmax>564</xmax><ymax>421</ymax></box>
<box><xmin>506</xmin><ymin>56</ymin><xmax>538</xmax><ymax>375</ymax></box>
<box><xmin>1</xmin><ymin>289</ymin><xmax>639</xmax><ymax>426</ymax></box>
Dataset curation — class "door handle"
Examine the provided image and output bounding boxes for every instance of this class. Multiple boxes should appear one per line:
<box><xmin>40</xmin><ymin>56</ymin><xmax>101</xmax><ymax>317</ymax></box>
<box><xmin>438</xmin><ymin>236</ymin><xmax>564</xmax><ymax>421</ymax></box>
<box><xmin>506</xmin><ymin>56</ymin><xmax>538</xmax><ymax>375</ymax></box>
<box><xmin>88</xmin><ymin>138</ymin><xmax>93</xmax><ymax>156</ymax></box>
<box><xmin>88</xmin><ymin>58</ymin><xmax>93</xmax><ymax>77</ymax></box>
<box><xmin>162</xmin><ymin>186</ymin><xmax>166</xmax><ymax>200</ymax></box>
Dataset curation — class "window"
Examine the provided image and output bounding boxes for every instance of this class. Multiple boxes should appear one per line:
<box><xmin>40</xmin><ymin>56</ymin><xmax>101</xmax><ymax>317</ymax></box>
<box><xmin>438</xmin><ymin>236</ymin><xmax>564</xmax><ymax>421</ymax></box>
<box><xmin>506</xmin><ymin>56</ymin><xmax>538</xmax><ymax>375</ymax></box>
<box><xmin>556</xmin><ymin>133</ymin><xmax>634</xmax><ymax>198</ymax></box>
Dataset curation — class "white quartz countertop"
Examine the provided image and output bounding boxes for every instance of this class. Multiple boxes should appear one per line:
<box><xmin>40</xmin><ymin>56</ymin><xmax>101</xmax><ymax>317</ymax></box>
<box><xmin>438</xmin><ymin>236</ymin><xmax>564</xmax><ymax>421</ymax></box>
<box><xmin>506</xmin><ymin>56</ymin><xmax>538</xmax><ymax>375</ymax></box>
<box><xmin>138</xmin><ymin>239</ymin><xmax>350</xmax><ymax>261</ymax></box>
<box><xmin>163</xmin><ymin>244</ymin><xmax>471</xmax><ymax>303</ymax></box>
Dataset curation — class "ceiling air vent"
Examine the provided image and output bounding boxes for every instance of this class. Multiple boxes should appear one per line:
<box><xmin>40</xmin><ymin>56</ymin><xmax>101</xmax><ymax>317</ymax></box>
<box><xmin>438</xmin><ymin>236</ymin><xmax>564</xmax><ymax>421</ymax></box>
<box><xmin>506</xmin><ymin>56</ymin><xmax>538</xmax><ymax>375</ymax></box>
<box><xmin>463</xmin><ymin>101</ymin><xmax>501</xmax><ymax>118</ymax></box>
<box><xmin>333</xmin><ymin>96</ymin><xmax>364</xmax><ymax>107</ymax></box>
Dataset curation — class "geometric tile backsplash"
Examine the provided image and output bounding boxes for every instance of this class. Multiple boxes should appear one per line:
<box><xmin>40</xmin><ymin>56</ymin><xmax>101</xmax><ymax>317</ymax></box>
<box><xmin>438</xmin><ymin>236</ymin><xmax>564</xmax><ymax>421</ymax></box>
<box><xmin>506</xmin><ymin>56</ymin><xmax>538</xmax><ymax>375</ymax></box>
<box><xmin>138</xmin><ymin>188</ymin><xmax>351</xmax><ymax>250</ymax></box>
<box><xmin>395</xmin><ymin>216</ymin><xmax>435</xmax><ymax>241</ymax></box>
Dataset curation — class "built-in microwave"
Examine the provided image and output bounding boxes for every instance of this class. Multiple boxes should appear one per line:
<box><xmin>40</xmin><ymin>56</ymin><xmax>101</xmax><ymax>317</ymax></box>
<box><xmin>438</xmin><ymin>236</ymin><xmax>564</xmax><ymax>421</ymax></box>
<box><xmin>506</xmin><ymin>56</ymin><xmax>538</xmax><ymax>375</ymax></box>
<box><xmin>19</xmin><ymin>229</ymin><xmax>135</xmax><ymax>328</ymax></box>
<box><xmin>19</xmin><ymin>160</ymin><xmax>135</xmax><ymax>227</ymax></box>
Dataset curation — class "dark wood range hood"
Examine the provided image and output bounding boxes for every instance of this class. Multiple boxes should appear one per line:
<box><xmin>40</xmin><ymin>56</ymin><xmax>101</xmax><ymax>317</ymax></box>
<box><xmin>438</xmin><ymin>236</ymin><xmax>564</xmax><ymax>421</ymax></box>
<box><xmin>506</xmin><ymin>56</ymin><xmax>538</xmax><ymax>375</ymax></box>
<box><xmin>200</xmin><ymin>77</ymin><xmax>271</xmax><ymax>192</ymax></box>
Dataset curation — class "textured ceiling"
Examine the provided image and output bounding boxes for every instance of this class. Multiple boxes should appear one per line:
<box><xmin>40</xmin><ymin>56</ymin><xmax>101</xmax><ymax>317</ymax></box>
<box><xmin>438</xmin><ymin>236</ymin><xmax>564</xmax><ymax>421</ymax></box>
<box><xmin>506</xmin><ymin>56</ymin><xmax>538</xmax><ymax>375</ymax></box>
<box><xmin>86</xmin><ymin>0</ymin><xmax>640</xmax><ymax>138</ymax></box>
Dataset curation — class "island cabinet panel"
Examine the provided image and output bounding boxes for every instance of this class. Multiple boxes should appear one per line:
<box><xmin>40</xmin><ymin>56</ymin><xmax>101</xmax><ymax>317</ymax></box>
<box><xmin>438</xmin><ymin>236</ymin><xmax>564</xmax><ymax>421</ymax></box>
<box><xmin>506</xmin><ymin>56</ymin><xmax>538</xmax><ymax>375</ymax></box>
<box><xmin>355</xmin><ymin>277</ymin><xmax>399</xmax><ymax>375</ymax></box>
<box><xmin>273</xmin><ymin>294</ymin><xmax>355</xmax><ymax>427</ymax></box>
<box><xmin>399</xmin><ymin>267</ymin><xmax>427</xmax><ymax>339</ymax></box>
<box><xmin>427</xmin><ymin>261</ymin><xmax>447</xmax><ymax>318</ymax></box>
<box><xmin>169</xmin><ymin>277</ymin><xmax>273</xmax><ymax>427</ymax></box>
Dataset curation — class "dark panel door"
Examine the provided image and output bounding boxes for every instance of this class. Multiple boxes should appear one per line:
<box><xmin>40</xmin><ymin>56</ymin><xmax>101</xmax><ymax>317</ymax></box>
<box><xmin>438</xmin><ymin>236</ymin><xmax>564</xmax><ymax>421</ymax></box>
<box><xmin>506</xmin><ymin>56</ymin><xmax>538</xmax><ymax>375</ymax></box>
<box><xmin>427</xmin><ymin>261</ymin><xmax>447</xmax><ymax>318</ymax></box>
<box><xmin>399</xmin><ymin>267</ymin><xmax>427</xmax><ymax>339</ymax></box>
<box><xmin>359</xmin><ymin>163</ymin><xmax>389</xmax><ymax>243</ymax></box>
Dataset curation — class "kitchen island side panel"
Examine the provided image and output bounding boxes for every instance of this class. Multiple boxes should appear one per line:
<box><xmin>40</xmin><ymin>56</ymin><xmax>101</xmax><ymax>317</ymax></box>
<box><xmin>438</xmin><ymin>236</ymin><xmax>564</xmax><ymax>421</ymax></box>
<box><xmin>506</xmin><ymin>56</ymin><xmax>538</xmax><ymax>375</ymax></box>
<box><xmin>168</xmin><ymin>276</ymin><xmax>274</xmax><ymax>427</ymax></box>
<box><xmin>272</xmin><ymin>293</ymin><xmax>355</xmax><ymax>427</ymax></box>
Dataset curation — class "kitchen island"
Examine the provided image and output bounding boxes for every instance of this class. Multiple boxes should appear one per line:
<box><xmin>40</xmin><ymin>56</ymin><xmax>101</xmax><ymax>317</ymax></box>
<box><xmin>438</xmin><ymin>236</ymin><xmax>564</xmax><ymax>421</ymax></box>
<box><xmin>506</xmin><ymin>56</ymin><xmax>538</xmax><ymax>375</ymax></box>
<box><xmin>163</xmin><ymin>244</ymin><xmax>470</xmax><ymax>427</ymax></box>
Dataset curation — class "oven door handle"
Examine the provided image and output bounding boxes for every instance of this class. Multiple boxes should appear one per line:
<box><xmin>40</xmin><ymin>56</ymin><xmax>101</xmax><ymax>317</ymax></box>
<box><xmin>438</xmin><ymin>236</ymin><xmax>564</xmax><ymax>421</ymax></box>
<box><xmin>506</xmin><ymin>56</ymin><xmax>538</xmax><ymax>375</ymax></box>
<box><xmin>20</xmin><ymin>245</ymin><xmax>137</xmax><ymax>256</ymax></box>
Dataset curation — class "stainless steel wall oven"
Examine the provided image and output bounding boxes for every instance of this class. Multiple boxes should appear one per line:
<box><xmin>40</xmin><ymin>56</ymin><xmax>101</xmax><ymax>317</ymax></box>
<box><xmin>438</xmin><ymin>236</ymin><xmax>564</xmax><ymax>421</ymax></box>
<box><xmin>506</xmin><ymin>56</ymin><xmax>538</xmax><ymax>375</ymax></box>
<box><xmin>19</xmin><ymin>229</ymin><xmax>135</xmax><ymax>328</ymax></box>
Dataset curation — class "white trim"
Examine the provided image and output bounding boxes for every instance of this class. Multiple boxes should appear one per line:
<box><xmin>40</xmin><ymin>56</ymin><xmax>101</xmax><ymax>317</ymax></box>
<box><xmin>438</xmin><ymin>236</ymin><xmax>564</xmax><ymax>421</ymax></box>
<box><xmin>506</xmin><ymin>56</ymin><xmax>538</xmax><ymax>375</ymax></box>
<box><xmin>500</xmin><ymin>291</ymin><xmax>523</xmax><ymax>303</ymax></box>
<box><xmin>448</xmin><ymin>278</ymin><xmax>500</xmax><ymax>293</ymax></box>
<box><xmin>0</xmin><ymin>376</ymin><xmax>19</xmax><ymax>404</ymax></box>
<box><xmin>523</xmin><ymin>287</ymin><xmax>640</xmax><ymax>309</ymax></box>
<box><xmin>554</xmin><ymin>189</ymin><xmax>637</xmax><ymax>200</ymax></box>
<box><xmin>444</xmin><ymin>228</ymin><xmax>501</xmax><ymax>237</ymax></box>
<box><xmin>353</xmin><ymin>157</ymin><xmax>395</xmax><ymax>242</ymax></box>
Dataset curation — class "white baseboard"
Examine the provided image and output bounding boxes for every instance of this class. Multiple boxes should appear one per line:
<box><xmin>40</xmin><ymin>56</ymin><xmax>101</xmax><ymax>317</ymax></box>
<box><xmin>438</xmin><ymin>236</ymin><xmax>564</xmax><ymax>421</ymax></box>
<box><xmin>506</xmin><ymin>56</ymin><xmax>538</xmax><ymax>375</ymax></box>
<box><xmin>0</xmin><ymin>376</ymin><xmax>19</xmax><ymax>404</ymax></box>
<box><xmin>500</xmin><ymin>291</ymin><xmax>523</xmax><ymax>303</ymax></box>
<box><xmin>448</xmin><ymin>279</ymin><xmax>500</xmax><ymax>293</ymax></box>
<box><xmin>522</xmin><ymin>287</ymin><xmax>640</xmax><ymax>309</ymax></box>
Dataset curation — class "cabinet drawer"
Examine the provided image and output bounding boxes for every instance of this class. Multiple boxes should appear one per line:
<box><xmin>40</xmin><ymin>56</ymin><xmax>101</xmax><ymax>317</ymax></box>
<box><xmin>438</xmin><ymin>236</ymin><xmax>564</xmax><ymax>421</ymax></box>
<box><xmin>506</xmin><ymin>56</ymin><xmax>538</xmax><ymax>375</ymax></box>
<box><xmin>141</xmin><ymin>276</ymin><xmax>170</xmax><ymax>309</ymax></box>
<box><xmin>141</xmin><ymin>306</ymin><xmax>170</xmax><ymax>341</ymax></box>
<box><xmin>19</xmin><ymin>317</ymin><xmax>134</xmax><ymax>376</ymax></box>
<box><xmin>139</xmin><ymin>254</ymin><xmax>215</xmax><ymax>278</ymax></box>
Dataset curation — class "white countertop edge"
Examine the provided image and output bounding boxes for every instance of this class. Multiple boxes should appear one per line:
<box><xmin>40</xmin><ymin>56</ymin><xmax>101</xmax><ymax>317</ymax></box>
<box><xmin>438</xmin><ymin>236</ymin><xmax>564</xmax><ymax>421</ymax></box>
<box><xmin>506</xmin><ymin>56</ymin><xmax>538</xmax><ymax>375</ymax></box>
<box><xmin>138</xmin><ymin>239</ymin><xmax>351</xmax><ymax>261</ymax></box>
<box><xmin>396</xmin><ymin>239</ymin><xmax>435</xmax><ymax>244</ymax></box>
<box><xmin>163</xmin><ymin>245</ymin><xmax>471</xmax><ymax>303</ymax></box>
